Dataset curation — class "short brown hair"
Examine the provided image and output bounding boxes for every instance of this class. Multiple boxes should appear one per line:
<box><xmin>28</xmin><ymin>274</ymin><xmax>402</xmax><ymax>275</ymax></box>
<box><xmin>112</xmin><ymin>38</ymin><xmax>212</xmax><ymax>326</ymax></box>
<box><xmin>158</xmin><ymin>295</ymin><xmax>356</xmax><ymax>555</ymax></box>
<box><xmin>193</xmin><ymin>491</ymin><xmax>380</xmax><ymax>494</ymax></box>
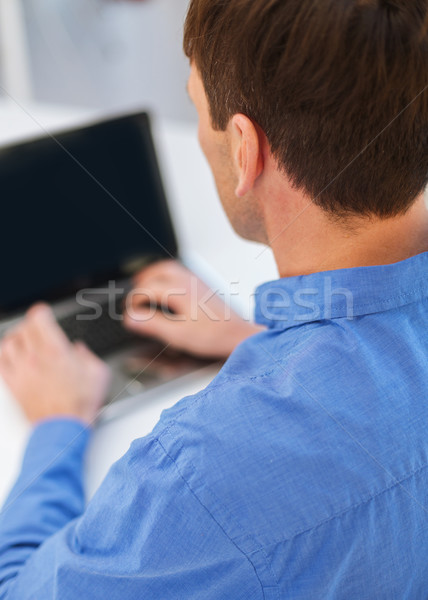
<box><xmin>184</xmin><ymin>0</ymin><xmax>428</xmax><ymax>219</ymax></box>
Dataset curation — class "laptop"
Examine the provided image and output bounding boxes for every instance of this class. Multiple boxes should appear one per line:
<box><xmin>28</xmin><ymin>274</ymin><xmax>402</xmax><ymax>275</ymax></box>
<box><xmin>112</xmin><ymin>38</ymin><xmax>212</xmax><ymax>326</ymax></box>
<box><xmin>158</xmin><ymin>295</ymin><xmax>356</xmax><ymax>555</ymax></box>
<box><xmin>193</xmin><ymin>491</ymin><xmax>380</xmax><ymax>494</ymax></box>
<box><xmin>0</xmin><ymin>111</ymin><xmax>219</xmax><ymax>416</ymax></box>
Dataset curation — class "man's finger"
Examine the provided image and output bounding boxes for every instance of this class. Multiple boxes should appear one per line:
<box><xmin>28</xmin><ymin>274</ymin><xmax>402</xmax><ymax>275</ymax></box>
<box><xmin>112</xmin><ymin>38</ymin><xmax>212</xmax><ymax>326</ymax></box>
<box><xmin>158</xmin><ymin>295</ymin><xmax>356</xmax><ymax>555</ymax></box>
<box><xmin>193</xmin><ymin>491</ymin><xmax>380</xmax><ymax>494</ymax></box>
<box><xmin>0</xmin><ymin>334</ymin><xmax>22</xmax><ymax>368</ymax></box>
<box><xmin>123</xmin><ymin>305</ymin><xmax>183</xmax><ymax>343</ymax></box>
<box><xmin>25</xmin><ymin>304</ymin><xmax>69</xmax><ymax>350</ymax></box>
<box><xmin>4</xmin><ymin>321</ymin><xmax>36</xmax><ymax>356</ymax></box>
<box><xmin>74</xmin><ymin>340</ymin><xmax>103</xmax><ymax>368</ymax></box>
<box><xmin>125</xmin><ymin>281</ymin><xmax>187</xmax><ymax>316</ymax></box>
<box><xmin>0</xmin><ymin>355</ymin><xmax>13</xmax><ymax>384</ymax></box>
<box><xmin>132</xmin><ymin>259</ymin><xmax>181</xmax><ymax>287</ymax></box>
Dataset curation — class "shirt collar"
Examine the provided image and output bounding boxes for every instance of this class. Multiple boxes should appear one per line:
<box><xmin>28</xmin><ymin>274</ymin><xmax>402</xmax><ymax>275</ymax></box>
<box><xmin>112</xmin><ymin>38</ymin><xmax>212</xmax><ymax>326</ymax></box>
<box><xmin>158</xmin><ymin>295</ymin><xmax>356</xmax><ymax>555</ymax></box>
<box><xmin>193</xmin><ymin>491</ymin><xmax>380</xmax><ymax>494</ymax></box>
<box><xmin>254</xmin><ymin>251</ymin><xmax>428</xmax><ymax>330</ymax></box>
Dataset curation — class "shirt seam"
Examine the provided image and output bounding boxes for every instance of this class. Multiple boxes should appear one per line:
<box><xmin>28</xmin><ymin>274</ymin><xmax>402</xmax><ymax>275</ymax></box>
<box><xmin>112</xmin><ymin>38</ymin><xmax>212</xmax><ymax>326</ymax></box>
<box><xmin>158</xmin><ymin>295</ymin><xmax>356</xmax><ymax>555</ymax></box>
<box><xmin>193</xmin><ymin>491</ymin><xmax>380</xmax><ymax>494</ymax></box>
<box><xmin>257</xmin><ymin>268</ymin><xmax>428</xmax><ymax>301</ymax></box>
<box><xmin>259</xmin><ymin>279</ymin><xmax>428</xmax><ymax>328</ymax></box>
<box><xmin>157</xmin><ymin>335</ymin><xmax>304</xmax><ymax>429</ymax></box>
<box><xmin>153</xmin><ymin>427</ymin><xmax>428</xmax><ymax>560</ymax></box>
<box><xmin>154</xmin><ymin>436</ymin><xmax>278</xmax><ymax>599</ymax></box>
<box><xmin>257</xmin><ymin>460</ymin><xmax>428</xmax><ymax>550</ymax></box>
<box><xmin>339</xmin><ymin>281</ymin><xmax>427</xmax><ymax>311</ymax></box>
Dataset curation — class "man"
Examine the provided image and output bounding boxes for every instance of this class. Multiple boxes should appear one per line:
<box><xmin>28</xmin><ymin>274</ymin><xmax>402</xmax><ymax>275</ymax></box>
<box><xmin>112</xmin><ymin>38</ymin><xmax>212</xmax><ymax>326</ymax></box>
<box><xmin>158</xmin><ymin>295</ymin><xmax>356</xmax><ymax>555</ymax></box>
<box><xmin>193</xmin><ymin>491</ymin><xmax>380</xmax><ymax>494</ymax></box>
<box><xmin>0</xmin><ymin>0</ymin><xmax>428</xmax><ymax>597</ymax></box>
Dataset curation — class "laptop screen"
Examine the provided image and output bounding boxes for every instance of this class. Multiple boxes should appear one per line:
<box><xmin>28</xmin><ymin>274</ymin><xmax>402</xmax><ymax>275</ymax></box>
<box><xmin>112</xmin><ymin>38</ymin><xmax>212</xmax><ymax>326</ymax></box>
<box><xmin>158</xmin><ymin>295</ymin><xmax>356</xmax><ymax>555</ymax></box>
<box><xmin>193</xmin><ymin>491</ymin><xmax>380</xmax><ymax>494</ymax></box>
<box><xmin>0</xmin><ymin>112</ymin><xmax>177</xmax><ymax>317</ymax></box>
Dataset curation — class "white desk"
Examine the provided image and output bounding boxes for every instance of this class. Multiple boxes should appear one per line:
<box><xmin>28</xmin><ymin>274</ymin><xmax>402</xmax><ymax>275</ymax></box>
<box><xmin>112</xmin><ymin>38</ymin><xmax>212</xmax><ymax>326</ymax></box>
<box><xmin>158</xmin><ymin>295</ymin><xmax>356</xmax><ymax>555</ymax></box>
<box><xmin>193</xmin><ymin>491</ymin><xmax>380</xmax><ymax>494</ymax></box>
<box><xmin>0</xmin><ymin>102</ymin><xmax>277</xmax><ymax>503</ymax></box>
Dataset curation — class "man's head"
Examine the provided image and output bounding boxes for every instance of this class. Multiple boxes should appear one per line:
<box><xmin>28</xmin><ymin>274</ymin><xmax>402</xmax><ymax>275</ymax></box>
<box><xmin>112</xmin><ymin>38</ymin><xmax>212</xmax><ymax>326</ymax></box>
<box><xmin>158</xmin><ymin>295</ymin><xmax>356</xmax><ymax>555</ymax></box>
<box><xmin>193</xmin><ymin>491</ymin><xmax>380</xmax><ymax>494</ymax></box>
<box><xmin>187</xmin><ymin>66</ymin><xmax>268</xmax><ymax>242</ymax></box>
<box><xmin>184</xmin><ymin>0</ymin><xmax>428</xmax><ymax>238</ymax></box>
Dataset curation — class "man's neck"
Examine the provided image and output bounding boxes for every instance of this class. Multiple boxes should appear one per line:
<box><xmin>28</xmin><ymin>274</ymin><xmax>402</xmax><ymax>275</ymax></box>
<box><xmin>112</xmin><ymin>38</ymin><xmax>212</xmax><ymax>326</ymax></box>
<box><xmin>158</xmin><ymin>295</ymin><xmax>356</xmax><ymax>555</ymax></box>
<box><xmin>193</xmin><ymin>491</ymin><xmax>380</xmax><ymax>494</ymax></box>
<box><xmin>266</xmin><ymin>194</ymin><xmax>428</xmax><ymax>278</ymax></box>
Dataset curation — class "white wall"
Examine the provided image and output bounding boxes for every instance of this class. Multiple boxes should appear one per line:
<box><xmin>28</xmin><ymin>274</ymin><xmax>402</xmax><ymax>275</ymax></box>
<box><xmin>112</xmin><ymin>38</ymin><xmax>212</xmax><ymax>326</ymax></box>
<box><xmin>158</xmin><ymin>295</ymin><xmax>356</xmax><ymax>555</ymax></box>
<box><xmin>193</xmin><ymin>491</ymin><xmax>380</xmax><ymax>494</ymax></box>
<box><xmin>22</xmin><ymin>0</ymin><xmax>194</xmax><ymax>121</ymax></box>
<box><xmin>0</xmin><ymin>0</ymin><xmax>32</xmax><ymax>101</ymax></box>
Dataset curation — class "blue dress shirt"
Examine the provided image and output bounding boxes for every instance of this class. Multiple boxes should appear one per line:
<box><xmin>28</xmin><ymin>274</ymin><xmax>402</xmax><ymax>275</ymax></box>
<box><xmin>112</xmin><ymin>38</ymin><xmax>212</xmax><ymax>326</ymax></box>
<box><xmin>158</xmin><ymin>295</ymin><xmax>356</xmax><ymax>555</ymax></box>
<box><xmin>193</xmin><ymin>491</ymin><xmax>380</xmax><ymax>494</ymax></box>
<box><xmin>0</xmin><ymin>252</ymin><xmax>428</xmax><ymax>599</ymax></box>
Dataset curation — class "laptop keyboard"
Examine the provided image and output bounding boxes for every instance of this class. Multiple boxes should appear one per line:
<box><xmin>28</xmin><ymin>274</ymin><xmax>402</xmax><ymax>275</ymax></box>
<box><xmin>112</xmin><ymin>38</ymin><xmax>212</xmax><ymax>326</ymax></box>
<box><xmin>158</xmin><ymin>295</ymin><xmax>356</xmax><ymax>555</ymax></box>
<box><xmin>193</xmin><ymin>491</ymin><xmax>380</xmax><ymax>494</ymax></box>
<box><xmin>59</xmin><ymin>299</ymin><xmax>140</xmax><ymax>357</ymax></box>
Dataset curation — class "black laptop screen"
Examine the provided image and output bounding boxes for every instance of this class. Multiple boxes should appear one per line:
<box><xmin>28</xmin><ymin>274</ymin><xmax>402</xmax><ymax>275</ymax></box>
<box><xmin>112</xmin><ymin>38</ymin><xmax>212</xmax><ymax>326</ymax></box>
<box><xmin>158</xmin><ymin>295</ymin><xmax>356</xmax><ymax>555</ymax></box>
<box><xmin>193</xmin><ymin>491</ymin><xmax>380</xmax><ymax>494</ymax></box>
<box><xmin>0</xmin><ymin>112</ymin><xmax>177</xmax><ymax>316</ymax></box>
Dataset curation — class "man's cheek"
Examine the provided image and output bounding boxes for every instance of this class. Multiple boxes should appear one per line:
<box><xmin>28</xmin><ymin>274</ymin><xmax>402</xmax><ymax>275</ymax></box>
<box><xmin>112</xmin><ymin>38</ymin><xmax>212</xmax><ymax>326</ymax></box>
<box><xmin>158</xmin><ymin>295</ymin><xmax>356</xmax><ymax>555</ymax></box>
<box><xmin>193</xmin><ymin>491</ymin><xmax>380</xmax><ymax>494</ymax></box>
<box><xmin>198</xmin><ymin>133</ymin><xmax>218</xmax><ymax>169</ymax></box>
<box><xmin>197</xmin><ymin>124</ymin><xmax>211</xmax><ymax>158</ymax></box>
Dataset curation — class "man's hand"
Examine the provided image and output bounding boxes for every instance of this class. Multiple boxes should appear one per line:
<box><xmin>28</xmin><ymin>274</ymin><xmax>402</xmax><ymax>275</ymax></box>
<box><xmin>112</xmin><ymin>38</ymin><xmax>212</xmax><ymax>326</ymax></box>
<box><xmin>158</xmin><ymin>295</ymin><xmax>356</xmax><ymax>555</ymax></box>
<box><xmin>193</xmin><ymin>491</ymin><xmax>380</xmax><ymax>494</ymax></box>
<box><xmin>0</xmin><ymin>304</ymin><xmax>111</xmax><ymax>425</ymax></box>
<box><xmin>123</xmin><ymin>260</ymin><xmax>264</xmax><ymax>359</ymax></box>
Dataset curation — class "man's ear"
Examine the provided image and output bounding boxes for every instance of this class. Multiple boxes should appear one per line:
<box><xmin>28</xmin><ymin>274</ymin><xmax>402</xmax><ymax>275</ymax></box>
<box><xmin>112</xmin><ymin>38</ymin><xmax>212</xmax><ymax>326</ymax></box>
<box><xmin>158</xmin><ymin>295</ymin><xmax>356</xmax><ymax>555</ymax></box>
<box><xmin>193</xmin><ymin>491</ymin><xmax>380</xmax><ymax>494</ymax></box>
<box><xmin>230</xmin><ymin>114</ymin><xmax>264</xmax><ymax>198</ymax></box>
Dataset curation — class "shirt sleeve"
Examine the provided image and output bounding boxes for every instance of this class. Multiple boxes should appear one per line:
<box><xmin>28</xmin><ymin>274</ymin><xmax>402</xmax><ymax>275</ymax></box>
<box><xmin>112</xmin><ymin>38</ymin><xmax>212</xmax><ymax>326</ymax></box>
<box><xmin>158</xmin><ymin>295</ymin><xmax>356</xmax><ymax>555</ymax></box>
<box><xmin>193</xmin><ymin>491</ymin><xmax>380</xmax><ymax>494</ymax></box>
<box><xmin>0</xmin><ymin>425</ymin><xmax>263</xmax><ymax>600</ymax></box>
<box><xmin>0</xmin><ymin>419</ymin><xmax>90</xmax><ymax>596</ymax></box>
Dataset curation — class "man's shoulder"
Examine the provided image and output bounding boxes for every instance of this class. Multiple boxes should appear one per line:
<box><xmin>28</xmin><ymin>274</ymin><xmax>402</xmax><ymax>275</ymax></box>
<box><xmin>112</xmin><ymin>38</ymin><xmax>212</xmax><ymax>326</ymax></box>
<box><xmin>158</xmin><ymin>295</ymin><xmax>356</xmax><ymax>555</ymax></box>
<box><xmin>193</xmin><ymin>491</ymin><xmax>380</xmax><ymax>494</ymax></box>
<box><xmin>144</xmin><ymin>324</ymin><xmax>356</xmax><ymax>537</ymax></box>
<box><xmin>151</xmin><ymin>323</ymin><xmax>320</xmax><ymax>431</ymax></box>
<box><xmin>145</xmin><ymin>315</ymin><xmax>428</xmax><ymax>547</ymax></box>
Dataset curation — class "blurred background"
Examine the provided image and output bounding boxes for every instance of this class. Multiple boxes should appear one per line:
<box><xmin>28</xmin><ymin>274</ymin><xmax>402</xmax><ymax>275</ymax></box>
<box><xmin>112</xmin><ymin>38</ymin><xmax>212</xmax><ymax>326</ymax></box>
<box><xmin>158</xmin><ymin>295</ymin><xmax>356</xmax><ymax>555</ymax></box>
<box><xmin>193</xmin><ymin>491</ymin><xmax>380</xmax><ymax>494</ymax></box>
<box><xmin>0</xmin><ymin>0</ymin><xmax>194</xmax><ymax>121</ymax></box>
<box><xmin>0</xmin><ymin>0</ymin><xmax>278</xmax><ymax>499</ymax></box>
<box><xmin>0</xmin><ymin>0</ymin><xmax>278</xmax><ymax>323</ymax></box>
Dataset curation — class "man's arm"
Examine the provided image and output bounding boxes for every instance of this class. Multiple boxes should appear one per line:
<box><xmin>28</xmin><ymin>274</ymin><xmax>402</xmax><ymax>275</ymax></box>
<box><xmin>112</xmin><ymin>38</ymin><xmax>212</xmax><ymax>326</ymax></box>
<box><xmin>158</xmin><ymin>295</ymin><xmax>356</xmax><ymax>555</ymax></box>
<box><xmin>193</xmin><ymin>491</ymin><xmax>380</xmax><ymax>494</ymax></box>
<box><xmin>0</xmin><ymin>268</ymin><xmax>264</xmax><ymax>598</ymax></box>
<box><xmin>0</xmin><ymin>303</ymin><xmax>110</xmax><ymax>596</ymax></box>
<box><xmin>0</xmin><ymin>425</ymin><xmax>263</xmax><ymax>599</ymax></box>
<box><xmin>0</xmin><ymin>419</ymin><xmax>89</xmax><ymax>595</ymax></box>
